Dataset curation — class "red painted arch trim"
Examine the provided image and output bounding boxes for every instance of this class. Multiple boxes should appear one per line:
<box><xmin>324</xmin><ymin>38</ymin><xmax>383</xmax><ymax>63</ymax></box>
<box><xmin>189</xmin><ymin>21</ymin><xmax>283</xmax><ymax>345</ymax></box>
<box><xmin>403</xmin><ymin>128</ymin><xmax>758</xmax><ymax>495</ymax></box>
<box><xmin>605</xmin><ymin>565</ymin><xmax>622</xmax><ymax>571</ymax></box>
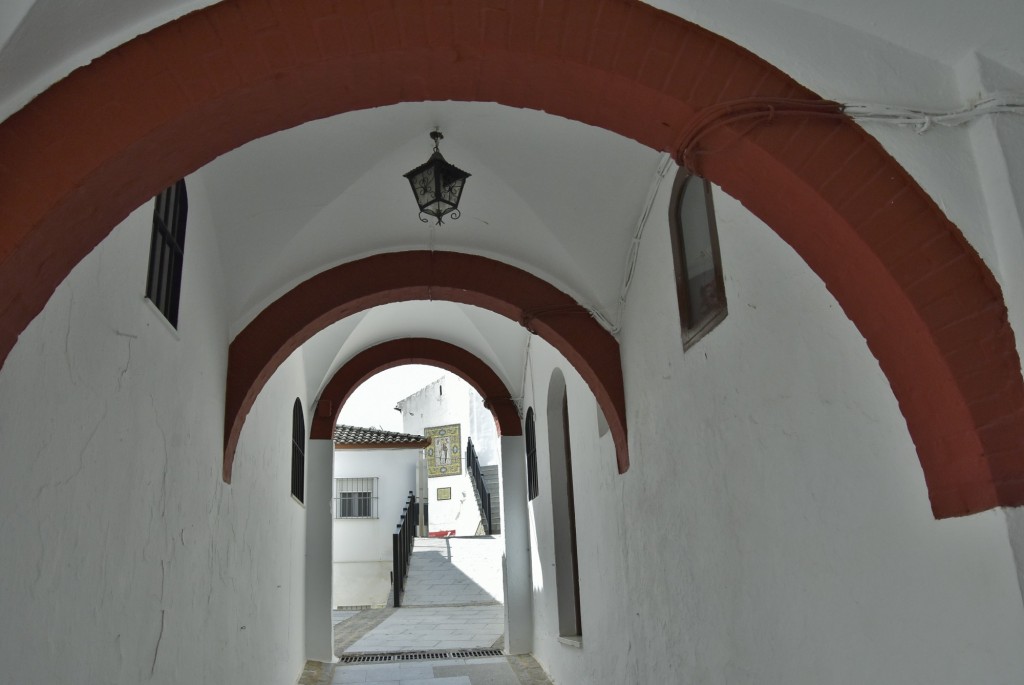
<box><xmin>310</xmin><ymin>338</ymin><xmax>522</xmax><ymax>442</ymax></box>
<box><xmin>229</xmin><ymin>251</ymin><xmax>624</xmax><ymax>481</ymax></box>
<box><xmin>0</xmin><ymin>0</ymin><xmax>1021</xmax><ymax>516</ymax></box>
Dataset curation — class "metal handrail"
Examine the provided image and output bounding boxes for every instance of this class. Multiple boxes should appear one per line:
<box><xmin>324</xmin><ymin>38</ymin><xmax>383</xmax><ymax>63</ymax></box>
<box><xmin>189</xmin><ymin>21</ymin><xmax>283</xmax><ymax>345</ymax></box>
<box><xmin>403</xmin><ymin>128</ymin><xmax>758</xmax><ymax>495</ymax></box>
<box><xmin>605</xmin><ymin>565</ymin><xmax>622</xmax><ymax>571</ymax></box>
<box><xmin>466</xmin><ymin>439</ymin><xmax>492</xmax><ymax>535</ymax></box>
<box><xmin>391</xmin><ymin>490</ymin><xmax>418</xmax><ymax>608</ymax></box>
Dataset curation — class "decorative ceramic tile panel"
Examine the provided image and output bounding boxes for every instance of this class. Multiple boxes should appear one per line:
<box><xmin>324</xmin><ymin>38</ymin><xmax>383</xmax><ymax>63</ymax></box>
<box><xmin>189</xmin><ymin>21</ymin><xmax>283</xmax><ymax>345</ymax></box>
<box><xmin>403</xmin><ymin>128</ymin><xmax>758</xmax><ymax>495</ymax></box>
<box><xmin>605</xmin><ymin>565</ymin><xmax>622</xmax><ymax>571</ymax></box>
<box><xmin>425</xmin><ymin>424</ymin><xmax>462</xmax><ymax>477</ymax></box>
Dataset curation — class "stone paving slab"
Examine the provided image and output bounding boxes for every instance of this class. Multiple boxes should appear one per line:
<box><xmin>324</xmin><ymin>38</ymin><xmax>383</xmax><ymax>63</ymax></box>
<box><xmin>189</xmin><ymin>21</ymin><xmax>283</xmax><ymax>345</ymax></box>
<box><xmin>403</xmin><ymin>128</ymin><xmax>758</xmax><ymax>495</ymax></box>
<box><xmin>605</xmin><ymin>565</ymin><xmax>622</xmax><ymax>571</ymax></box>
<box><xmin>432</xmin><ymin>660</ymin><xmax>524</xmax><ymax>684</ymax></box>
<box><xmin>335</xmin><ymin>607</ymin><xmax>398</xmax><ymax>655</ymax></box>
<box><xmin>334</xmin><ymin>610</ymin><xmax>362</xmax><ymax>625</ymax></box>
<box><xmin>400</xmin><ymin>537</ymin><xmax>504</xmax><ymax>607</ymax></box>
<box><xmin>324</xmin><ymin>536</ymin><xmax>552</xmax><ymax>684</ymax></box>
<box><xmin>344</xmin><ymin>605</ymin><xmax>505</xmax><ymax>653</ymax></box>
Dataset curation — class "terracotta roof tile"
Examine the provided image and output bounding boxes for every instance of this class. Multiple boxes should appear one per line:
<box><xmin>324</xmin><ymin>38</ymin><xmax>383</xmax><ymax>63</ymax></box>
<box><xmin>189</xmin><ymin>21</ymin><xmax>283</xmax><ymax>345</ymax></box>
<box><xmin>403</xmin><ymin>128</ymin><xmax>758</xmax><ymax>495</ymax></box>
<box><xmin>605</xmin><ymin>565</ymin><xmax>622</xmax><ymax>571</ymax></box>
<box><xmin>333</xmin><ymin>424</ymin><xmax>431</xmax><ymax>449</ymax></box>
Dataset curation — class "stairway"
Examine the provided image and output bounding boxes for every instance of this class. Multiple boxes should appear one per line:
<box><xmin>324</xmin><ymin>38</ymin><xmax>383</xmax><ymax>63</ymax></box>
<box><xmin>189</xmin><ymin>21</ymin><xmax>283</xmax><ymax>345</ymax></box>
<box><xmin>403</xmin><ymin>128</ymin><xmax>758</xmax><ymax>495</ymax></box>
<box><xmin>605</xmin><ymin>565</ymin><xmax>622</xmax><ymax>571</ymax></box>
<box><xmin>480</xmin><ymin>465</ymin><xmax>501</xmax><ymax>534</ymax></box>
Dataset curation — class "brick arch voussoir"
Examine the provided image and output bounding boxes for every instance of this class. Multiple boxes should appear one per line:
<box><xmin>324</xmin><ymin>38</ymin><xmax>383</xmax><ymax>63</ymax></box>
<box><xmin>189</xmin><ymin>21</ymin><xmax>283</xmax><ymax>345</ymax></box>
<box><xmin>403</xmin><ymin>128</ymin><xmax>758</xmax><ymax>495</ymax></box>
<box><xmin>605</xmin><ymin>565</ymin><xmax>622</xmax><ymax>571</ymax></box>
<box><xmin>226</xmin><ymin>251</ymin><xmax>626</xmax><ymax>483</ymax></box>
<box><xmin>309</xmin><ymin>338</ymin><xmax>521</xmax><ymax>442</ymax></box>
<box><xmin>1</xmin><ymin>0</ymin><xmax>1022</xmax><ymax>517</ymax></box>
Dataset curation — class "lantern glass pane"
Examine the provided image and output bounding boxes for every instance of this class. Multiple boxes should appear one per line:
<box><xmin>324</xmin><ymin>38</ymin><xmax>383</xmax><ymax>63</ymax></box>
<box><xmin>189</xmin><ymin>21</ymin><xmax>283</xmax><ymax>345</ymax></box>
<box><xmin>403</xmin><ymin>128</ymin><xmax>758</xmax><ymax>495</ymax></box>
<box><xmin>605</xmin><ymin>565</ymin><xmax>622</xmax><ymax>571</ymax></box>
<box><xmin>444</xmin><ymin>177</ymin><xmax>465</xmax><ymax>203</ymax></box>
<box><xmin>412</xmin><ymin>167</ymin><xmax>437</xmax><ymax>207</ymax></box>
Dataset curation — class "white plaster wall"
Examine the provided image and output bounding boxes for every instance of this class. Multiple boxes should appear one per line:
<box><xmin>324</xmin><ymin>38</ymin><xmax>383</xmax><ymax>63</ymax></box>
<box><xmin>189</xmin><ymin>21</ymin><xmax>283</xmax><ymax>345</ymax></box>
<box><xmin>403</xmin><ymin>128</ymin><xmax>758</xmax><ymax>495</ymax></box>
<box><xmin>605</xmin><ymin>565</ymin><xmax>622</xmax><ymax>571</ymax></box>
<box><xmin>0</xmin><ymin>180</ymin><xmax>311</xmax><ymax>684</ymax></box>
<box><xmin>523</xmin><ymin>342</ymin><xmax>628</xmax><ymax>683</ymax></box>
<box><xmin>398</xmin><ymin>374</ymin><xmax>486</xmax><ymax>536</ymax></box>
<box><xmin>332</xmin><ymin>447</ymin><xmax>420</xmax><ymax>563</ymax></box>
<box><xmin>522</xmin><ymin>181</ymin><xmax>1024</xmax><ymax>684</ymax></box>
<box><xmin>468</xmin><ymin>392</ymin><xmax>501</xmax><ymax>468</ymax></box>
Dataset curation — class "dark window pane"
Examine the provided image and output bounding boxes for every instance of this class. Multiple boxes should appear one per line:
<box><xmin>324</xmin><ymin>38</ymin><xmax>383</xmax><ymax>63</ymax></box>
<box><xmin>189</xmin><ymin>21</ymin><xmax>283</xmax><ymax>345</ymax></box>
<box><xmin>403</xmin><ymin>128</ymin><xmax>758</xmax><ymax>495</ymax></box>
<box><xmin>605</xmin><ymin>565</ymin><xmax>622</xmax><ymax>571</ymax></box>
<box><xmin>526</xmin><ymin>408</ymin><xmax>539</xmax><ymax>501</ymax></box>
<box><xmin>145</xmin><ymin>179</ymin><xmax>188</xmax><ymax>328</ymax></box>
<box><xmin>336</xmin><ymin>478</ymin><xmax>378</xmax><ymax>518</ymax></box>
<box><xmin>291</xmin><ymin>399</ymin><xmax>304</xmax><ymax>502</ymax></box>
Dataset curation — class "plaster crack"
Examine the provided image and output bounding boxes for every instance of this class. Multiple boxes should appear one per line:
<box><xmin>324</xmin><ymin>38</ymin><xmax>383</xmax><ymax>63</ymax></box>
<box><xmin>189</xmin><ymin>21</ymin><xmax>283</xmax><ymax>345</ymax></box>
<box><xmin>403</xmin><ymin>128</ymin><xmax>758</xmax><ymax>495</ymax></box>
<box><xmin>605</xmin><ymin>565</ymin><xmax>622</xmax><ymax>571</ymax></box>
<box><xmin>150</xmin><ymin>609</ymin><xmax>165</xmax><ymax>677</ymax></box>
<box><xmin>148</xmin><ymin>396</ymin><xmax>170</xmax><ymax>520</ymax></box>
<box><xmin>114</xmin><ymin>329</ymin><xmax>137</xmax><ymax>391</ymax></box>
<box><xmin>44</xmin><ymin>401</ymin><xmax>109</xmax><ymax>494</ymax></box>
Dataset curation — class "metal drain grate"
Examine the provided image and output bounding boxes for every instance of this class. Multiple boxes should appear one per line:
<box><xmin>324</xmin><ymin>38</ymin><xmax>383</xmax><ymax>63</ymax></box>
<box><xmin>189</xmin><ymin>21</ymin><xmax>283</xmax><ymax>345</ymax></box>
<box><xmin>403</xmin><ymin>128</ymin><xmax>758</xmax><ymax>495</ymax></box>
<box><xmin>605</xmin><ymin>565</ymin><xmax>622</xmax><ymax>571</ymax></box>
<box><xmin>340</xmin><ymin>648</ymin><xmax>504</xmax><ymax>664</ymax></box>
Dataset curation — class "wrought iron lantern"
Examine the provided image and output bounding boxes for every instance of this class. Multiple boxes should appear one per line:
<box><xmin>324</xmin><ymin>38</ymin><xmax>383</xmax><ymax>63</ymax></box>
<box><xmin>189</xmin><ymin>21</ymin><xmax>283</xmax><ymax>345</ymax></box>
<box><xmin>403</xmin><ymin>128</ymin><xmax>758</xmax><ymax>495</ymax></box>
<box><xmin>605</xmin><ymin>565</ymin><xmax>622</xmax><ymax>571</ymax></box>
<box><xmin>403</xmin><ymin>130</ymin><xmax>470</xmax><ymax>225</ymax></box>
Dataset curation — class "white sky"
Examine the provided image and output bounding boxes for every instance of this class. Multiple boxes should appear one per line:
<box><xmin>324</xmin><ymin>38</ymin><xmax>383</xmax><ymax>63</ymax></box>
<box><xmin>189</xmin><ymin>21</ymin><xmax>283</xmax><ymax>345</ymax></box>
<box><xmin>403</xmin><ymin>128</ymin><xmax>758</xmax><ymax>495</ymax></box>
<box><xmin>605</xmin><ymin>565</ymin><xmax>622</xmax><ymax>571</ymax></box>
<box><xmin>336</xmin><ymin>364</ymin><xmax>447</xmax><ymax>433</ymax></box>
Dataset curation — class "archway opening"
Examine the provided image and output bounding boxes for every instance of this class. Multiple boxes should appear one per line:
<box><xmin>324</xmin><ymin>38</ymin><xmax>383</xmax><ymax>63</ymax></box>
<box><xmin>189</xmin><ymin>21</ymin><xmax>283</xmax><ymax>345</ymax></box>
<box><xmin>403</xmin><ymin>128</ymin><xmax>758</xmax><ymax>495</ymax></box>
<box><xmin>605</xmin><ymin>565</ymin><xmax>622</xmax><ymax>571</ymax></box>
<box><xmin>328</xmin><ymin>363</ymin><xmax>509</xmax><ymax>658</ymax></box>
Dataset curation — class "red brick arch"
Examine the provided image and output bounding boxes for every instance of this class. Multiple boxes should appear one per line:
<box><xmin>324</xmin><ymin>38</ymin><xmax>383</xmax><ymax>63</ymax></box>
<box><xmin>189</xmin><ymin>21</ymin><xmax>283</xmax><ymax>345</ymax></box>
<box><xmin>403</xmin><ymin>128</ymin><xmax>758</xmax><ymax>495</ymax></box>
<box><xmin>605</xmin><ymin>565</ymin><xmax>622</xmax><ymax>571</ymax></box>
<box><xmin>230</xmin><ymin>251</ymin><xmax>623</xmax><ymax>481</ymax></box>
<box><xmin>0</xmin><ymin>0</ymin><xmax>1022</xmax><ymax>517</ymax></box>
<box><xmin>309</xmin><ymin>337</ymin><xmax>522</xmax><ymax>442</ymax></box>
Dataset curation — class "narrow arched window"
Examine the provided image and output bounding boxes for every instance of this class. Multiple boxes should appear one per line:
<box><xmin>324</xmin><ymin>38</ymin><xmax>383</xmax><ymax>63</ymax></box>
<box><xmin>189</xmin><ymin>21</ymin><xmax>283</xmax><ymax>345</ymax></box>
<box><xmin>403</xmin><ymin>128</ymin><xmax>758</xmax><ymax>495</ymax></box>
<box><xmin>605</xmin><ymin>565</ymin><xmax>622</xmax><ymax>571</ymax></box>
<box><xmin>291</xmin><ymin>398</ymin><xmax>305</xmax><ymax>503</ymax></box>
<box><xmin>145</xmin><ymin>179</ymin><xmax>188</xmax><ymax>328</ymax></box>
<box><xmin>525</xmin><ymin>408</ymin><xmax>539</xmax><ymax>501</ymax></box>
<box><xmin>669</xmin><ymin>170</ymin><xmax>726</xmax><ymax>349</ymax></box>
<box><xmin>547</xmin><ymin>373</ymin><xmax>582</xmax><ymax>640</ymax></box>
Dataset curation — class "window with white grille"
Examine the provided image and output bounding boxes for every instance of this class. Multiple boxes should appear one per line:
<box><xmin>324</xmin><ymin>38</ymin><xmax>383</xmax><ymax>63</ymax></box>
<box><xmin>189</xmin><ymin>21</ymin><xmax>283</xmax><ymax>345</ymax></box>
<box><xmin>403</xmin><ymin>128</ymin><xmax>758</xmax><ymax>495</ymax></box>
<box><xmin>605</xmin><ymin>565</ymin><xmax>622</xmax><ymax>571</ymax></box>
<box><xmin>335</xmin><ymin>477</ymin><xmax>378</xmax><ymax>518</ymax></box>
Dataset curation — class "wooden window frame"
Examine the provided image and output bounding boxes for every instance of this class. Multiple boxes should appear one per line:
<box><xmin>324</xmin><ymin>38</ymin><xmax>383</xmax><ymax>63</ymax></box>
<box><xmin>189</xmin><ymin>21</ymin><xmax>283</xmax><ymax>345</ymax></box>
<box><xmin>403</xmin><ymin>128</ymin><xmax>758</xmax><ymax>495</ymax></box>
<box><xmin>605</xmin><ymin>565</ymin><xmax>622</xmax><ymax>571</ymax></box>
<box><xmin>668</xmin><ymin>170</ymin><xmax>727</xmax><ymax>350</ymax></box>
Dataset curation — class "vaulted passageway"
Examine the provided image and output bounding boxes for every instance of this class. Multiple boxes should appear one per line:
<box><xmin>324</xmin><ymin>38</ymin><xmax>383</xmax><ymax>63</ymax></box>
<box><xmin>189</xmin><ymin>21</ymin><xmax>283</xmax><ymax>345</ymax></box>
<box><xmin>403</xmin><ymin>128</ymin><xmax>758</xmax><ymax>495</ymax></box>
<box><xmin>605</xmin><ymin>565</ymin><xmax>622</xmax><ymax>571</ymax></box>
<box><xmin>2</xmin><ymin>0</ymin><xmax>1021</xmax><ymax>515</ymax></box>
<box><xmin>5</xmin><ymin>2</ymin><xmax>1024</xmax><ymax>684</ymax></box>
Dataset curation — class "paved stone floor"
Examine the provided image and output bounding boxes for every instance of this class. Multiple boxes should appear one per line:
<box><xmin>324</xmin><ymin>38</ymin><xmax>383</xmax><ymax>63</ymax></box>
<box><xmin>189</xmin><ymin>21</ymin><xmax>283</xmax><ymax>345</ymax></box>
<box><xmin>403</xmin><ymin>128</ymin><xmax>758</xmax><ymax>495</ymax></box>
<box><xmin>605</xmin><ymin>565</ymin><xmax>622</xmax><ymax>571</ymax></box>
<box><xmin>334</xmin><ymin>610</ymin><xmax>362</xmax><ymax>624</ymax></box>
<box><xmin>399</xmin><ymin>537</ymin><xmax>504</xmax><ymax>607</ymax></box>
<box><xmin>317</xmin><ymin>536</ymin><xmax>551</xmax><ymax>685</ymax></box>
<box><xmin>344</xmin><ymin>605</ymin><xmax>505</xmax><ymax>653</ymax></box>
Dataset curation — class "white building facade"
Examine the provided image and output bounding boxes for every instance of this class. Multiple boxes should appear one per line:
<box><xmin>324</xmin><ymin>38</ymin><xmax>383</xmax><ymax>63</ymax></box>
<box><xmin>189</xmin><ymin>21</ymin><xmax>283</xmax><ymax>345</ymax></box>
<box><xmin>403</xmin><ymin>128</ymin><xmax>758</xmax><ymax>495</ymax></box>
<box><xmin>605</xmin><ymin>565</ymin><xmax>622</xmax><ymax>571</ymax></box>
<box><xmin>397</xmin><ymin>373</ymin><xmax>500</xmax><ymax>536</ymax></box>
<box><xmin>331</xmin><ymin>425</ymin><xmax>429</xmax><ymax>564</ymax></box>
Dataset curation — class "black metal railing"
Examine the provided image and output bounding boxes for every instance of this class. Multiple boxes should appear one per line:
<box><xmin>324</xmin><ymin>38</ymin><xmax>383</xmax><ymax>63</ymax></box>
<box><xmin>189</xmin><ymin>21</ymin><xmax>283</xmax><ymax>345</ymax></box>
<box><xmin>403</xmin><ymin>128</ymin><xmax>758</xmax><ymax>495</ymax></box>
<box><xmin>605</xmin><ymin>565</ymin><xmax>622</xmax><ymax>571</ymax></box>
<box><xmin>467</xmin><ymin>438</ymin><xmax>492</xmax><ymax>535</ymax></box>
<box><xmin>391</xmin><ymin>491</ymin><xmax>417</xmax><ymax>608</ymax></box>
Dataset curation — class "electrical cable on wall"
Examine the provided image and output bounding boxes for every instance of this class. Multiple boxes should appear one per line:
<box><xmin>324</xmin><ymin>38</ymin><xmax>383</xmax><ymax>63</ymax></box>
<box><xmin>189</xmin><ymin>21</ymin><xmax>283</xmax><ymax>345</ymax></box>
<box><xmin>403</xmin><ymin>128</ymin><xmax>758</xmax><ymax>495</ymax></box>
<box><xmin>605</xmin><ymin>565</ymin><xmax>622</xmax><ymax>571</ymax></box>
<box><xmin>607</xmin><ymin>91</ymin><xmax>1024</xmax><ymax>335</ymax></box>
<box><xmin>613</xmin><ymin>153</ymin><xmax>674</xmax><ymax>335</ymax></box>
<box><xmin>842</xmin><ymin>91</ymin><xmax>1024</xmax><ymax>133</ymax></box>
<box><xmin>675</xmin><ymin>97</ymin><xmax>847</xmax><ymax>169</ymax></box>
<box><xmin>511</xmin><ymin>333</ymin><xmax>534</xmax><ymax>416</ymax></box>
<box><xmin>675</xmin><ymin>92</ymin><xmax>1024</xmax><ymax>167</ymax></box>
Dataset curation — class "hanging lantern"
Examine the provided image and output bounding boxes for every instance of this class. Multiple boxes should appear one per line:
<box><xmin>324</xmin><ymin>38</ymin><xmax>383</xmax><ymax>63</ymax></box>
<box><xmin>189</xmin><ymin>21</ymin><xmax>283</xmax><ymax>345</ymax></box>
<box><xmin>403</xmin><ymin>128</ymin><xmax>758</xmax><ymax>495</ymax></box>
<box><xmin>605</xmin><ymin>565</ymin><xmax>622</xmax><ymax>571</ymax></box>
<box><xmin>403</xmin><ymin>130</ymin><xmax>470</xmax><ymax>226</ymax></box>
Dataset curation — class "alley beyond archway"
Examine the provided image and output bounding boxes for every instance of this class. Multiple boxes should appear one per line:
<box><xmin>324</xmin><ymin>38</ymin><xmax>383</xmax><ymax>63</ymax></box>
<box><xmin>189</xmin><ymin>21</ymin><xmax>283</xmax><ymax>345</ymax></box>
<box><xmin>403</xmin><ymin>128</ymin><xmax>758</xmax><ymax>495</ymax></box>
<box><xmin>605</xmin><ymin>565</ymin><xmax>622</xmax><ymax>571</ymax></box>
<box><xmin>329</xmin><ymin>536</ymin><xmax>550</xmax><ymax>684</ymax></box>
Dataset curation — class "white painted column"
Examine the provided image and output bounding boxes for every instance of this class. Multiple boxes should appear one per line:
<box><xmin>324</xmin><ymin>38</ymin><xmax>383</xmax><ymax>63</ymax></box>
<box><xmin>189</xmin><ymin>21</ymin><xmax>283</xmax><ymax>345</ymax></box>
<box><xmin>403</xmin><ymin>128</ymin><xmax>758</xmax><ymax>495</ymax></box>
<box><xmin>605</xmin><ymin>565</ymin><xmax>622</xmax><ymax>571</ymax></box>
<box><xmin>500</xmin><ymin>435</ymin><xmax>533</xmax><ymax>655</ymax></box>
<box><xmin>305</xmin><ymin>439</ymin><xmax>335</xmax><ymax>662</ymax></box>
